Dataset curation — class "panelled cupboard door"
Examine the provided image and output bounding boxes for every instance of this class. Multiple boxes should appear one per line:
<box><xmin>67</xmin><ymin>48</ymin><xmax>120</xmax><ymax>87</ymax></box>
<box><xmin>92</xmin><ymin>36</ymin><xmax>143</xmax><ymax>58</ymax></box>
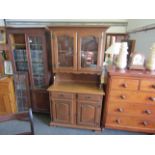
<box><xmin>26</xmin><ymin>34</ymin><xmax>48</xmax><ymax>89</ymax></box>
<box><xmin>77</xmin><ymin>101</ymin><xmax>101</xmax><ymax>127</ymax></box>
<box><xmin>77</xmin><ymin>30</ymin><xmax>104</xmax><ymax>73</ymax></box>
<box><xmin>52</xmin><ymin>99</ymin><xmax>75</xmax><ymax>124</ymax></box>
<box><xmin>52</xmin><ymin>30</ymin><xmax>77</xmax><ymax>72</ymax></box>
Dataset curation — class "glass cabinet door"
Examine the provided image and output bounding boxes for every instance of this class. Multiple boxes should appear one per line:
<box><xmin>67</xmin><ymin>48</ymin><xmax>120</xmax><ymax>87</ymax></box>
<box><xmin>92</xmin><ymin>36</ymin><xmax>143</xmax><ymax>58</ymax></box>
<box><xmin>78</xmin><ymin>31</ymin><xmax>103</xmax><ymax>72</ymax></box>
<box><xmin>53</xmin><ymin>31</ymin><xmax>77</xmax><ymax>72</ymax></box>
<box><xmin>27</xmin><ymin>36</ymin><xmax>47</xmax><ymax>89</ymax></box>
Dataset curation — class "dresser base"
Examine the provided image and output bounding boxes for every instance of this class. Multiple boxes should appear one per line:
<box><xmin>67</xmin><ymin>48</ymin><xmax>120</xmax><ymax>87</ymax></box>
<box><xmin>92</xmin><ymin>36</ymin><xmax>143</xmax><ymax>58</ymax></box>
<box><xmin>50</xmin><ymin>122</ymin><xmax>101</xmax><ymax>132</ymax></box>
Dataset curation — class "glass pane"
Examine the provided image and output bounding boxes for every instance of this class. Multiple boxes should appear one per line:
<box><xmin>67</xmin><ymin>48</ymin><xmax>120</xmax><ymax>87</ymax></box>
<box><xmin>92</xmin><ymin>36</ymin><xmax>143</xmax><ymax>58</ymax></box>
<box><xmin>29</xmin><ymin>36</ymin><xmax>46</xmax><ymax>88</ymax></box>
<box><xmin>81</xmin><ymin>36</ymin><xmax>98</xmax><ymax>68</ymax></box>
<box><xmin>13</xmin><ymin>49</ymin><xmax>28</xmax><ymax>71</ymax></box>
<box><xmin>57</xmin><ymin>35</ymin><xmax>74</xmax><ymax>67</ymax></box>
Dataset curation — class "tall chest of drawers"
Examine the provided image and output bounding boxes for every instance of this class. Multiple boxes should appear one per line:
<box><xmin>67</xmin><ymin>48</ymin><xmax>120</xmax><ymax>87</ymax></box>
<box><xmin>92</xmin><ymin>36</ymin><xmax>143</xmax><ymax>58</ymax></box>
<box><xmin>103</xmin><ymin>69</ymin><xmax>155</xmax><ymax>133</ymax></box>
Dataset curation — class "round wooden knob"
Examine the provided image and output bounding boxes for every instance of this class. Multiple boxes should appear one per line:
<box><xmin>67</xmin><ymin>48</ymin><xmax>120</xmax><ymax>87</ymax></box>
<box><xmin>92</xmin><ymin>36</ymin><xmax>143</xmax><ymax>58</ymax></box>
<box><xmin>151</xmin><ymin>85</ymin><xmax>155</xmax><ymax>89</ymax></box>
<box><xmin>115</xmin><ymin>119</ymin><xmax>121</xmax><ymax>124</ymax></box>
<box><xmin>143</xmin><ymin>121</ymin><xmax>148</xmax><ymax>126</ymax></box>
<box><xmin>117</xmin><ymin>108</ymin><xmax>124</xmax><ymax>112</ymax></box>
<box><xmin>120</xmin><ymin>95</ymin><xmax>126</xmax><ymax>99</ymax></box>
<box><xmin>122</xmin><ymin>83</ymin><xmax>128</xmax><ymax>88</ymax></box>
<box><xmin>149</xmin><ymin>97</ymin><xmax>155</xmax><ymax>101</ymax></box>
<box><xmin>144</xmin><ymin>110</ymin><xmax>151</xmax><ymax>115</ymax></box>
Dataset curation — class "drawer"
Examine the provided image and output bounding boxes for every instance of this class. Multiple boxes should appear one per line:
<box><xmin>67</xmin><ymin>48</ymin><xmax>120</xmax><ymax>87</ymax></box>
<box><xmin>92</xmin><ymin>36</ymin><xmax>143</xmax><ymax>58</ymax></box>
<box><xmin>109</xmin><ymin>90</ymin><xmax>138</xmax><ymax>103</ymax></box>
<box><xmin>77</xmin><ymin>94</ymin><xmax>102</xmax><ymax>102</ymax></box>
<box><xmin>109</xmin><ymin>90</ymin><xmax>155</xmax><ymax>104</ymax></box>
<box><xmin>108</xmin><ymin>103</ymin><xmax>155</xmax><ymax>117</ymax></box>
<box><xmin>51</xmin><ymin>92</ymin><xmax>74</xmax><ymax>100</ymax></box>
<box><xmin>140</xmin><ymin>79</ymin><xmax>155</xmax><ymax>92</ymax></box>
<box><xmin>110</xmin><ymin>78</ymin><xmax>139</xmax><ymax>91</ymax></box>
<box><xmin>106</xmin><ymin>114</ymin><xmax>155</xmax><ymax>130</ymax></box>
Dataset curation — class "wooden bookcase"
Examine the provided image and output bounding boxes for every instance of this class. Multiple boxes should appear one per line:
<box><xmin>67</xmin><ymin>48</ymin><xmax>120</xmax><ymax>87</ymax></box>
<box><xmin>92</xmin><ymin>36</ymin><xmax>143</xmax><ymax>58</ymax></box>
<box><xmin>7</xmin><ymin>28</ymin><xmax>51</xmax><ymax>113</ymax></box>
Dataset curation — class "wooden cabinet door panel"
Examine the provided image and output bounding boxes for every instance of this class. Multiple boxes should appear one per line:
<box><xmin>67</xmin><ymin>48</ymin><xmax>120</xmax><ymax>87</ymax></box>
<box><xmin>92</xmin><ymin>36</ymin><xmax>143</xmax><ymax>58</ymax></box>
<box><xmin>52</xmin><ymin>99</ymin><xmax>75</xmax><ymax>124</ymax></box>
<box><xmin>52</xmin><ymin>30</ymin><xmax>77</xmax><ymax>72</ymax></box>
<box><xmin>77</xmin><ymin>101</ymin><xmax>101</xmax><ymax>127</ymax></box>
<box><xmin>0</xmin><ymin>94</ymin><xmax>13</xmax><ymax>115</ymax></box>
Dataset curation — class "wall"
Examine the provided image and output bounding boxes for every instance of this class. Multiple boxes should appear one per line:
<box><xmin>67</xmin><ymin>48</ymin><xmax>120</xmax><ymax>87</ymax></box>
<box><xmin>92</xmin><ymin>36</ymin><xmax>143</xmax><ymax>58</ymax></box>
<box><xmin>127</xmin><ymin>19</ymin><xmax>155</xmax><ymax>32</ymax></box>
<box><xmin>128</xmin><ymin>19</ymin><xmax>155</xmax><ymax>58</ymax></box>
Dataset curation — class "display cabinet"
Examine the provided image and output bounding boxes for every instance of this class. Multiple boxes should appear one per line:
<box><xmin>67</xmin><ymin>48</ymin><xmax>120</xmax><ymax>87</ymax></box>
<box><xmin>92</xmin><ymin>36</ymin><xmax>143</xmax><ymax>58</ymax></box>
<box><xmin>7</xmin><ymin>28</ymin><xmax>51</xmax><ymax>113</ymax></box>
<box><xmin>50</xmin><ymin>27</ymin><xmax>108</xmax><ymax>74</ymax></box>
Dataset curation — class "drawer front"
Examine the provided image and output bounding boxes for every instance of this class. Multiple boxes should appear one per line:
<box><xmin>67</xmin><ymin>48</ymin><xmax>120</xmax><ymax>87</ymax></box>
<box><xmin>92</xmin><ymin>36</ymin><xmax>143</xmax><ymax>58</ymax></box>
<box><xmin>109</xmin><ymin>90</ymin><xmax>155</xmax><ymax>104</ymax></box>
<box><xmin>78</xmin><ymin>94</ymin><xmax>102</xmax><ymax>102</ymax></box>
<box><xmin>110</xmin><ymin>78</ymin><xmax>139</xmax><ymax>91</ymax></box>
<box><xmin>109</xmin><ymin>90</ymin><xmax>138</xmax><ymax>103</ymax></box>
<box><xmin>51</xmin><ymin>92</ymin><xmax>74</xmax><ymax>100</ymax></box>
<box><xmin>108</xmin><ymin>103</ymin><xmax>155</xmax><ymax>117</ymax></box>
<box><xmin>106</xmin><ymin>114</ymin><xmax>155</xmax><ymax>130</ymax></box>
<box><xmin>140</xmin><ymin>80</ymin><xmax>155</xmax><ymax>92</ymax></box>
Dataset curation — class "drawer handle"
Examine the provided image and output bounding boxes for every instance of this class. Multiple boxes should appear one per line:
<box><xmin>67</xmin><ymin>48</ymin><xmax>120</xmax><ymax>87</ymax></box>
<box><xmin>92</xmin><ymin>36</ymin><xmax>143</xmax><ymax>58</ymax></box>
<box><xmin>151</xmin><ymin>85</ymin><xmax>155</xmax><ymax>89</ymax></box>
<box><xmin>115</xmin><ymin>119</ymin><xmax>121</xmax><ymax>124</ymax></box>
<box><xmin>120</xmin><ymin>95</ymin><xmax>126</xmax><ymax>99</ymax></box>
<box><xmin>122</xmin><ymin>83</ymin><xmax>128</xmax><ymax>88</ymax></box>
<box><xmin>144</xmin><ymin>109</ymin><xmax>152</xmax><ymax>115</ymax></box>
<box><xmin>85</xmin><ymin>96</ymin><xmax>91</xmax><ymax>99</ymax></box>
<box><xmin>142</xmin><ymin>121</ymin><xmax>148</xmax><ymax>126</ymax></box>
<box><xmin>59</xmin><ymin>94</ymin><xmax>64</xmax><ymax>97</ymax></box>
<box><xmin>117</xmin><ymin>108</ymin><xmax>124</xmax><ymax>112</ymax></box>
<box><xmin>149</xmin><ymin>97</ymin><xmax>155</xmax><ymax>101</ymax></box>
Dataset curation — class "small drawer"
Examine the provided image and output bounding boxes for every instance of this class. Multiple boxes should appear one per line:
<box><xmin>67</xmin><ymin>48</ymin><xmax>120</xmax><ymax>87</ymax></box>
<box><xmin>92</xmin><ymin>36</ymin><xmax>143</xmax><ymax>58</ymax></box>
<box><xmin>51</xmin><ymin>92</ymin><xmax>73</xmax><ymax>100</ymax></box>
<box><xmin>110</xmin><ymin>78</ymin><xmax>139</xmax><ymax>91</ymax></box>
<box><xmin>140</xmin><ymin>80</ymin><xmax>155</xmax><ymax>92</ymax></box>
<box><xmin>78</xmin><ymin>94</ymin><xmax>102</xmax><ymax>102</ymax></box>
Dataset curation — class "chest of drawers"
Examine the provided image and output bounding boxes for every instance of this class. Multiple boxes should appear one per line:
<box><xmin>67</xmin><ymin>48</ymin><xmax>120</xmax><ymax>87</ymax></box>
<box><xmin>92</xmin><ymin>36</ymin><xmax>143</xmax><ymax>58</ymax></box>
<box><xmin>103</xmin><ymin>69</ymin><xmax>155</xmax><ymax>133</ymax></box>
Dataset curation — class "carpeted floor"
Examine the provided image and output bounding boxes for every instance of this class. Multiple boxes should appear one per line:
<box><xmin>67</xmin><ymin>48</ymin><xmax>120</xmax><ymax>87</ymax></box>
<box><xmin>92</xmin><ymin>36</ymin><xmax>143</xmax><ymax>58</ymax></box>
<box><xmin>0</xmin><ymin>113</ymin><xmax>145</xmax><ymax>135</ymax></box>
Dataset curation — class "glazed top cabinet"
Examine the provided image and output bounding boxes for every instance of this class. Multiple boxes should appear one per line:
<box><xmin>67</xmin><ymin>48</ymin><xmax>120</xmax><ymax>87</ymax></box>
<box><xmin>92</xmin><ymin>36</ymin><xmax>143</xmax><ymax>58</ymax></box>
<box><xmin>7</xmin><ymin>28</ymin><xmax>50</xmax><ymax>113</ymax></box>
<box><xmin>50</xmin><ymin>27</ymin><xmax>108</xmax><ymax>74</ymax></box>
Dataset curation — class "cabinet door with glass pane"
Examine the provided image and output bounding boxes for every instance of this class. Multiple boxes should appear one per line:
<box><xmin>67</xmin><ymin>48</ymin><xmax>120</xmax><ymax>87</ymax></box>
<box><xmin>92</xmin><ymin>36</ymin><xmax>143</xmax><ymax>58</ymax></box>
<box><xmin>52</xmin><ymin>30</ymin><xmax>77</xmax><ymax>72</ymax></box>
<box><xmin>26</xmin><ymin>35</ymin><xmax>48</xmax><ymax>89</ymax></box>
<box><xmin>77</xmin><ymin>29</ymin><xmax>104</xmax><ymax>73</ymax></box>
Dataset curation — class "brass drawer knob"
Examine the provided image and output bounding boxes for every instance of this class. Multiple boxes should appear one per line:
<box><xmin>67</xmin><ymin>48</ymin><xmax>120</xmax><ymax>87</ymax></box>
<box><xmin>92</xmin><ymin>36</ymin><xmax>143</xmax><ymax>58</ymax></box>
<box><xmin>115</xmin><ymin>119</ymin><xmax>121</xmax><ymax>124</ymax></box>
<box><xmin>144</xmin><ymin>109</ymin><xmax>151</xmax><ymax>115</ymax></box>
<box><xmin>149</xmin><ymin>97</ymin><xmax>155</xmax><ymax>101</ymax></box>
<box><xmin>120</xmin><ymin>95</ymin><xmax>126</xmax><ymax>99</ymax></box>
<box><xmin>117</xmin><ymin>108</ymin><xmax>124</xmax><ymax>112</ymax></box>
<box><xmin>142</xmin><ymin>121</ymin><xmax>148</xmax><ymax>126</ymax></box>
<box><xmin>122</xmin><ymin>83</ymin><xmax>128</xmax><ymax>88</ymax></box>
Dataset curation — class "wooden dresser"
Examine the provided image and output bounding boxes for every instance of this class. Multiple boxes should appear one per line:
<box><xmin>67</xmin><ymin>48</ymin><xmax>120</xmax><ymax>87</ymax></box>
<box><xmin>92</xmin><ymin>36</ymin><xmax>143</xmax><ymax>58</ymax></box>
<box><xmin>48</xmin><ymin>74</ymin><xmax>104</xmax><ymax>131</ymax></box>
<box><xmin>103</xmin><ymin>68</ymin><xmax>155</xmax><ymax>133</ymax></box>
<box><xmin>0</xmin><ymin>77</ymin><xmax>17</xmax><ymax>115</ymax></box>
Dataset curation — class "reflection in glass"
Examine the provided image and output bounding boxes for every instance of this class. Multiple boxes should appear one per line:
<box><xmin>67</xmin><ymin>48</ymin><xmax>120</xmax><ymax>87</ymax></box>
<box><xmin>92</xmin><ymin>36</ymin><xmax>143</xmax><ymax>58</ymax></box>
<box><xmin>57</xmin><ymin>35</ymin><xmax>74</xmax><ymax>67</ymax></box>
<box><xmin>29</xmin><ymin>36</ymin><xmax>46</xmax><ymax>88</ymax></box>
<box><xmin>81</xmin><ymin>36</ymin><xmax>98</xmax><ymax>68</ymax></box>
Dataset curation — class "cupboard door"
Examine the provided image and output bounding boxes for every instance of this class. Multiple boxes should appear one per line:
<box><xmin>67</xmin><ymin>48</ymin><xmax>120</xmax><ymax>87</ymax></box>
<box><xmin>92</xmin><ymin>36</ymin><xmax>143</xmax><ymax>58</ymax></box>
<box><xmin>52</xmin><ymin>30</ymin><xmax>77</xmax><ymax>72</ymax></box>
<box><xmin>78</xmin><ymin>30</ymin><xmax>104</xmax><ymax>73</ymax></box>
<box><xmin>26</xmin><ymin>35</ymin><xmax>48</xmax><ymax>89</ymax></box>
<box><xmin>77</xmin><ymin>101</ymin><xmax>101</xmax><ymax>127</ymax></box>
<box><xmin>52</xmin><ymin>99</ymin><xmax>75</xmax><ymax>124</ymax></box>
